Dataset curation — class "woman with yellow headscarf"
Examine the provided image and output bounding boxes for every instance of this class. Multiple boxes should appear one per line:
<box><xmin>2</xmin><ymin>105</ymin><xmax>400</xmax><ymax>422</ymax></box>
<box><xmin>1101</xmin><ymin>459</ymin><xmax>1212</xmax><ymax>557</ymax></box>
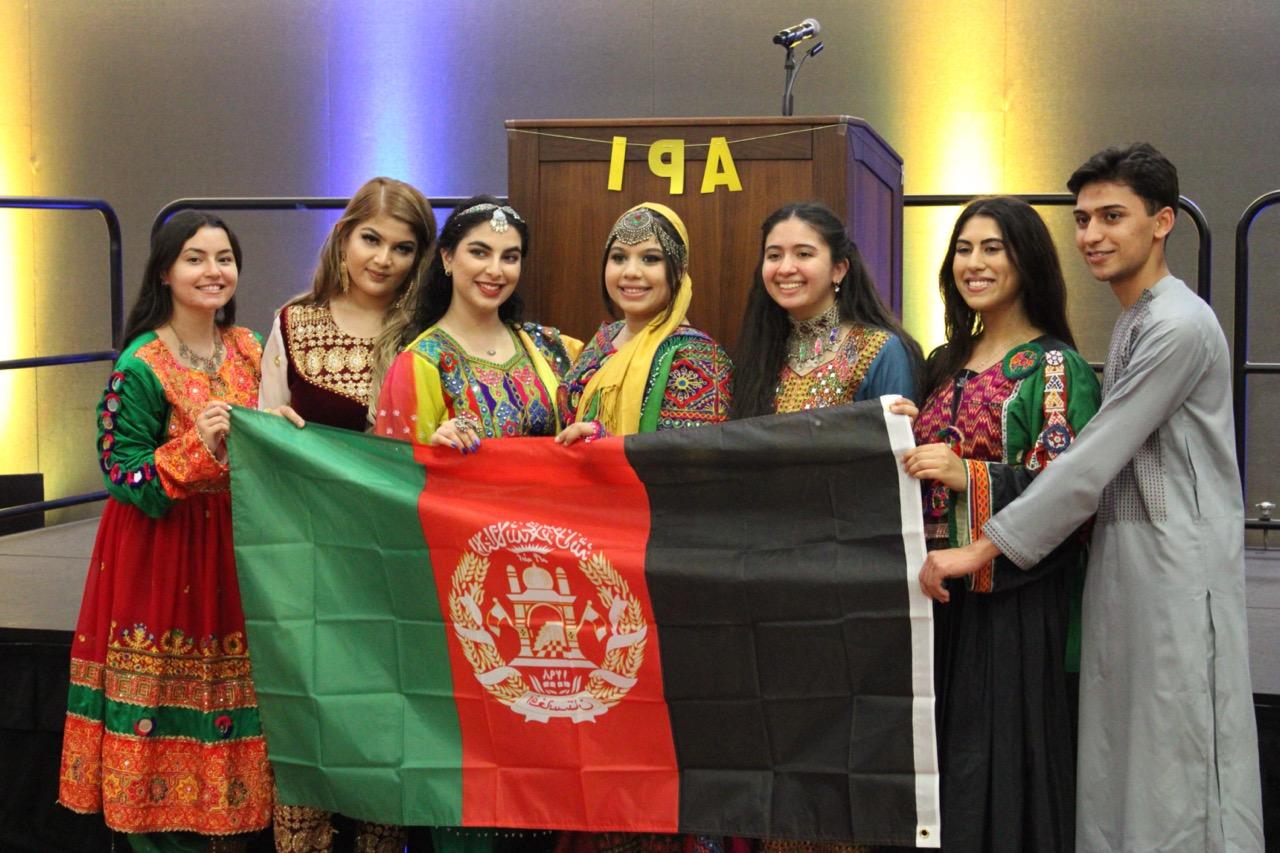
<box><xmin>555</xmin><ymin>203</ymin><xmax>732</xmax><ymax>445</ymax></box>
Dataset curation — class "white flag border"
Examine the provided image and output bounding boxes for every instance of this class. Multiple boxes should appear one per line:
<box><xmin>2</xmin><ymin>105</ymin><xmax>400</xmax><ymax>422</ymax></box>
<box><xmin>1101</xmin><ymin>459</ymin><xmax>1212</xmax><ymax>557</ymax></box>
<box><xmin>880</xmin><ymin>395</ymin><xmax>941</xmax><ymax>848</ymax></box>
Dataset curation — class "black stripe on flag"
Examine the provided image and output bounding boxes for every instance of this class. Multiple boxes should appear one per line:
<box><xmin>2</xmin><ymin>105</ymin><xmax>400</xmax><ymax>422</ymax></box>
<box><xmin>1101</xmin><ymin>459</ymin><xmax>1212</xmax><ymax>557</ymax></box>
<box><xmin>625</xmin><ymin>401</ymin><xmax>931</xmax><ymax>846</ymax></box>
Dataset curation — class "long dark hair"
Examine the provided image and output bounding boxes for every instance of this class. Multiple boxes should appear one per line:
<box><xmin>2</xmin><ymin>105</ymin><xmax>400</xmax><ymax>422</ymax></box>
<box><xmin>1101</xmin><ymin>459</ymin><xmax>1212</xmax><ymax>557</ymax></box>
<box><xmin>599</xmin><ymin>206</ymin><xmax>686</xmax><ymax>321</ymax></box>
<box><xmin>403</xmin><ymin>195</ymin><xmax>528</xmax><ymax>341</ymax></box>
<box><xmin>922</xmin><ymin>196</ymin><xmax>1076</xmax><ymax>397</ymax></box>
<box><xmin>120</xmin><ymin>211</ymin><xmax>242</xmax><ymax>347</ymax></box>
<box><xmin>732</xmin><ymin>202</ymin><xmax>922</xmax><ymax>419</ymax></box>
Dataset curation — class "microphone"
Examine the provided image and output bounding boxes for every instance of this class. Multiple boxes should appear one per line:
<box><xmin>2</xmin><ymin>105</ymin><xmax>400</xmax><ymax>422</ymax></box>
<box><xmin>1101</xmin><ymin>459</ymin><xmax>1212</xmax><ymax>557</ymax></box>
<box><xmin>773</xmin><ymin>18</ymin><xmax>820</xmax><ymax>47</ymax></box>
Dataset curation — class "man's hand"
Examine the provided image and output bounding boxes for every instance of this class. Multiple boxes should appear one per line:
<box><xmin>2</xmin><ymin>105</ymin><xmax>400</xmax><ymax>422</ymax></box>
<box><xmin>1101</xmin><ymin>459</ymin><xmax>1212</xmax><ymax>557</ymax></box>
<box><xmin>919</xmin><ymin>539</ymin><xmax>1000</xmax><ymax>602</ymax></box>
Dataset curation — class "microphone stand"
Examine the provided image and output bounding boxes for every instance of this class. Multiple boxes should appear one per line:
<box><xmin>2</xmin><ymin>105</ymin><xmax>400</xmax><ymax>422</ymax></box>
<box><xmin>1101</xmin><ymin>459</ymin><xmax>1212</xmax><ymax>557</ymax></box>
<box><xmin>779</xmin><ymin>40</ymin><xmax>823</xmax><ymax>117</ymax></box>
<box><xmin>782</xmin><ymin>45</ymin><xmax>798</xmax><ymax>116</ymax></box>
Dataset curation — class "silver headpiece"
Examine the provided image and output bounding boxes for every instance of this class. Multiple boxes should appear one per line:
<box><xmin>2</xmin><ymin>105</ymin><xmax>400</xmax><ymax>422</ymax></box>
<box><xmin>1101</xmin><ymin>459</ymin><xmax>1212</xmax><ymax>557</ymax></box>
<box><xmin>606</xmin><ymin>207</ymin><xmax>687</xmax><ymax>268</ymax></box>
<box><xmin>458</xmin><ymin>203</ymin><xmax>523</xmax><ymax>233</ymax></box>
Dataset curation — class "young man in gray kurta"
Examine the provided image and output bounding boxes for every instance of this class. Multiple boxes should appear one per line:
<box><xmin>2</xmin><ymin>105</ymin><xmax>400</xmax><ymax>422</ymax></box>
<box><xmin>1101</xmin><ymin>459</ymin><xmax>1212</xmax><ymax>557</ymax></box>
<box><xmin>918</xmin><ymin>144</ymin><xmax>1264</xmax><ymax>852</ymax></box>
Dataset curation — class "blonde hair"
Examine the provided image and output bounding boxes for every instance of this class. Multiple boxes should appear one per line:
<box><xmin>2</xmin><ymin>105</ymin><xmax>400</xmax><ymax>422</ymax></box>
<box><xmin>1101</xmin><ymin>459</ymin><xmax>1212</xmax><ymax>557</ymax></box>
<box><xmin>290</xmin><ymin>177</ymin><xmax>437</xmax><ymax>423</ymax></box>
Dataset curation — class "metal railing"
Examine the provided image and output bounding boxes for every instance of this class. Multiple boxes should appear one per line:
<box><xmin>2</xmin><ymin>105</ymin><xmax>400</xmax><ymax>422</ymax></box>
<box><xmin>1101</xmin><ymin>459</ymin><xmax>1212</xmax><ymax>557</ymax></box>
<box><xmin>0</xmin><ymin>198</ymin><xmax>123</xmax><ymax>522</ymax></box>
<box><xmin>150</xmin><ymin>196</ymin><xmax>482</xmax><ymax>236</ymax></box>
<box><xmin>1233</xmin><ymin>190</ymin><xmax>1280</xmax><ymax>530</ymax></box>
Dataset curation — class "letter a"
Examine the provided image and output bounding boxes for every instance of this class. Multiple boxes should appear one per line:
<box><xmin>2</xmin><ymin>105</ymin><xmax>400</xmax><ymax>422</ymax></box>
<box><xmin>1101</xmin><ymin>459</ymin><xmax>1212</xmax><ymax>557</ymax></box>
<box><xmin>648</xmin><ymin>139</ymin><xmax>685</xmax><ymax>195</ymax></box>
<box><xmin>700</xmin><ymin>136</ymin><xmax>743</xmax><ymax>194</ymax></box>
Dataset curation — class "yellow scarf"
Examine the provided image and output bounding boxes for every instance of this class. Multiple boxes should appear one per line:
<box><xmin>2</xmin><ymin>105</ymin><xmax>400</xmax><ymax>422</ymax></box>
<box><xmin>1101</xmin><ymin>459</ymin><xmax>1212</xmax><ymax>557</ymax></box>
<box><xmin>577</xmin><ymin>202</ymin><xmax>693</xmax><ymax>435</ymax></box>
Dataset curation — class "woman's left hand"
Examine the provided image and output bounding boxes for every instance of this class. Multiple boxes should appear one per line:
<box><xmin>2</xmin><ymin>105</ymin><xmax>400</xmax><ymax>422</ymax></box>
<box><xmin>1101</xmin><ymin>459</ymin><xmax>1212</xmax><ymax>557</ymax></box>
<box><xmin>196</xmin><ymin>400</ymin><xmax>233</xmax><ymax>463</ymax></box>
<box><xmin>264</xmin><ymin>405</ymin><xmax>306</xmax><ymax>428</ymax></box>
<box><xmin>430</xmin><ymin>417</ymin><xmax>482</xmax><ymax>454</ymax></box>
<box><xmin>902</xmin><ymin>442</ymin><xmax>967</xmax><ymax>490</ymax></box>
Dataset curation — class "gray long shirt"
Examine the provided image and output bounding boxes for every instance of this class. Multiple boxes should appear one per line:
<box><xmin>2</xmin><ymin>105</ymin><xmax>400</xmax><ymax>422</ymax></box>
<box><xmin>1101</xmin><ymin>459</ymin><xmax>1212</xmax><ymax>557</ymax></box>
<box><xmin>983</xmin><ymin>276</ymin><xmax>1263</xmax><ymax>852</ymax></box>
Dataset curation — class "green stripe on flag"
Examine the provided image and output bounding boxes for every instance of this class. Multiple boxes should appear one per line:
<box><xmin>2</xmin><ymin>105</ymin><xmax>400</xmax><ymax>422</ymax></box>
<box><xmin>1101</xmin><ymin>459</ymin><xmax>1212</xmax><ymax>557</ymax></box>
<box><xmin>230</xmin><ymin>408</ymin><xmax>462</xmax><ymax>826</ymax></box>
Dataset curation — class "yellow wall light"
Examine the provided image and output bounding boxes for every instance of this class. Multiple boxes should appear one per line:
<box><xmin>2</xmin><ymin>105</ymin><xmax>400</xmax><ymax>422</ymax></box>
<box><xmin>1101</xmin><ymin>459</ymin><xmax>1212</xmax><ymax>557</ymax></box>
<box><xmin>0</xmin><ymin>4</ymin><xmax>38</xmax><ymax>476</ymax></box>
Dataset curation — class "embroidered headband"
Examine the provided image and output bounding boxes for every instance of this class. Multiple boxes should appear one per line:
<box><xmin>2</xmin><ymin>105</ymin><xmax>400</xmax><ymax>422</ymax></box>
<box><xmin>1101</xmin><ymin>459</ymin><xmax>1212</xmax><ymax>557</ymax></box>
<box><xmin>606</xmin><ymin>207</ymin><xmax>687</xmax><ymax>269</ymax></box>
<box><xmin>457</xmin><ymin>203</ymin><xmax>523</xmax><ymax>234</ymax></box>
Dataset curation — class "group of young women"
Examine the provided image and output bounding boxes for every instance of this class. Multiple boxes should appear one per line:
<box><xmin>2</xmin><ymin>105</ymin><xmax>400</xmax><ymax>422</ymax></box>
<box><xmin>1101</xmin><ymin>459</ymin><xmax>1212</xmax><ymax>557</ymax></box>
<box><xmin>57</xmin><ymin>175</ymin><xmax>1099</xmax><ymax>853</ymax></box>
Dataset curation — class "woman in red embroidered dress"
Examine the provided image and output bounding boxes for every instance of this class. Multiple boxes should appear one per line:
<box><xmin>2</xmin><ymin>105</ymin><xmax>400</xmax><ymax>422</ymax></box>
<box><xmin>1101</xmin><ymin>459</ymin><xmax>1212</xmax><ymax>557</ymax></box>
<box><xmin>59</xmin><ymin>212</ymin><xmax>299</xmax><ymax>852</ymax></box>
<box><xmin>899</xmin><ymin>197</ymin><xmax>1100</xmax><ymax>853</ymax></box>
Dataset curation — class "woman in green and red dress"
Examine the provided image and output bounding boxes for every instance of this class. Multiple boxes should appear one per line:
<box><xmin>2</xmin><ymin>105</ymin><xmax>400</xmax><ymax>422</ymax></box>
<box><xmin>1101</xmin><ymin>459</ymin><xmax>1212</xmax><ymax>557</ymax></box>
<box><xmin>59</xmin><ymin>211</ymin><xmax>300</xmax><ymax>852</ymax></box>
<box><xmin>902</xmin><ymin>196</ymin><xmax>1100</xmax><ymax>853</ymax></box>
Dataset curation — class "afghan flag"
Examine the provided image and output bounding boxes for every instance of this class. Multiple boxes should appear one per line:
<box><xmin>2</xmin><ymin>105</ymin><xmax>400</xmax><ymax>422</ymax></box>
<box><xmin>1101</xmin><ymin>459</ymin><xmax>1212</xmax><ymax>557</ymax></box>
<box><xmin>230</xmin><ymin>400</ymin><xmax>939</xmax><ymax>847</ymax></box>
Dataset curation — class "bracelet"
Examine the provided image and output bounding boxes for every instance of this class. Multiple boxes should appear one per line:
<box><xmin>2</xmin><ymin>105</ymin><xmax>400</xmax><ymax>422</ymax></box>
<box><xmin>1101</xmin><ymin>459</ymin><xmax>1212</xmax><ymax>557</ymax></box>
<box><xmin>585</xmin><ymin>420</ymin><xmax>607</xmax><ymax>443</ymax></box>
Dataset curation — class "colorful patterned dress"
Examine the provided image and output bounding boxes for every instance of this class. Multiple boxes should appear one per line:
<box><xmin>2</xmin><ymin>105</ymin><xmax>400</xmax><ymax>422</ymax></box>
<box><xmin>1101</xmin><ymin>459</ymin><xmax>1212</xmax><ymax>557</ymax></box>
<box><xmin>59</xmin><ymin>327</ymin><xmax>273</xmax><ymax>837</ymax></box>
<box><xmin>259</xmin><ymin>302</ymin><xmax>374</xmax><ymax>431</ymax></box>
<box><xmin>374</xmin><ymin>322</ymin><xmax>579</xmax><ymax>853</ymax></box>
<box><xmin>375</xmin><ymin>323</ymin><xmax>580</xmax><ymax>442</ymax></box>
<box><xmin>911</xmin><ymin>338</ymin><xmax>1100</xmax><ymax>853</ymax></box>
<box><xmin>563</xmin><ymin>321</ymin><xmax>732</xmax><ymax>433</ymax></box>
<box><xmin>772</xmin><ymin>325</ymin><xmax>916</xmax><ymax>413</ymax></box>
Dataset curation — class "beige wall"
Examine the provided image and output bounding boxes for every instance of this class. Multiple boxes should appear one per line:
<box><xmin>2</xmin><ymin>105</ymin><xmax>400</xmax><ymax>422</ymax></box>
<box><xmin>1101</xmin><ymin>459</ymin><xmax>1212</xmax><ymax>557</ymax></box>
<box><xmin>2</xmin><ymin>0</ymin><xmax>1279</xmax><ymax>523</ymax></box>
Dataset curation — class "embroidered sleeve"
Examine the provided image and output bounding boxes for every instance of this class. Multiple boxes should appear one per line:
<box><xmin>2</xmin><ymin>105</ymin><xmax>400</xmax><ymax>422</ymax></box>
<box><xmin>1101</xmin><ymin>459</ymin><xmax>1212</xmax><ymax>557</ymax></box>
<box><xmin>962</xmin><ymin>348</ymin><xmax>1100</xmax><ymax>591</ymax></box>
<box><xmin>650</xmin><ymin>337</ymin><xmax>733</xmax><ymax>431</ymax></box>
<box><xmin>154</xmin><ymin>423</ymin><xmax>227</xmax><ymax>499</ymax></box>
<box><xmin>521</xmin><ymin>323</ymin><xmax>581</xmax><ymax>380</ymax></box>
<box><xmin>96</xmin><ymin>359</ymin><xmax>174</xmax><ymax>518</ymax></box>
<box><xmin>374</xmin><ymin>348</ymin><xmax>441</xmax><ymax>444</ymax></box>
<box><xmin>561</xmin><ymin>329</ymin><xmax>612</xmax><ymax>426</ymax></box>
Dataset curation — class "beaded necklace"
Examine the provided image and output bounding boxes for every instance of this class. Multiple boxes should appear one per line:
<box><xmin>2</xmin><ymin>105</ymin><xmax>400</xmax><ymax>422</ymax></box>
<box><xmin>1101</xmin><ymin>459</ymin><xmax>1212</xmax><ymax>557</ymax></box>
<box><xmin>785</xmin><ymin>303</ymin><xmax>843</xmax><ymax>372</ymax></box>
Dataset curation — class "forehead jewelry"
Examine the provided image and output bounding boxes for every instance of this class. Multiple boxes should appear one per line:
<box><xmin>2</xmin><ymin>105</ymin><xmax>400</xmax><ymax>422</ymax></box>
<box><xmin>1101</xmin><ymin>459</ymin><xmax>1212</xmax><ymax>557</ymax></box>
<box><xmin>606</xmin><ymin>207</ymin><xmax>687</xmax><ymax>269</ymax></box>
<box><xmin>458</xmin><ymin>203</ymin><xmax>522</xmax><ymax>234</ymax></box>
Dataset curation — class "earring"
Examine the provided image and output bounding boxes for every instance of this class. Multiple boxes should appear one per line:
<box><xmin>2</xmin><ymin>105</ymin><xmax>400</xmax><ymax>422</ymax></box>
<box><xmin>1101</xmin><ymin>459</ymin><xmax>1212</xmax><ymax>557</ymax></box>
<box><xmin>338</xmin><ymin>256</ymin><xmax>350</xmax><ymax>294</ymax></box>
<box><xmin>834</xmin><ymin>278</ymin><xmax>843</xmax><ymax>294</ymax></box>
<box><xmin>444</xmin><ymin>267</ymin><xmax>452</xmax><ymax>277</ymax></box>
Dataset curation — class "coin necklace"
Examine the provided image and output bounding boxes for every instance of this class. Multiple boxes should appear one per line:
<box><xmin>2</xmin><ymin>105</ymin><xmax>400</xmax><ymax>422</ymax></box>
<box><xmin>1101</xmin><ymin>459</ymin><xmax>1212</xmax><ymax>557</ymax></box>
<box><xmin>172</xmin><ymin>327</ymin><xmax>225</xmax><ymax>377</ymax></box>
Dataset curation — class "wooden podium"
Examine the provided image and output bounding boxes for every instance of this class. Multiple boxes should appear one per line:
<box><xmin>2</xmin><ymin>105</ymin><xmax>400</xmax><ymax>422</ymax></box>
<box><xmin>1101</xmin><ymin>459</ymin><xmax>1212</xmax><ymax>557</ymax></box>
<box><xmin>505</xmin><ymin>116</ymin><xmax>903</xmax><ymax>352</ymax></box>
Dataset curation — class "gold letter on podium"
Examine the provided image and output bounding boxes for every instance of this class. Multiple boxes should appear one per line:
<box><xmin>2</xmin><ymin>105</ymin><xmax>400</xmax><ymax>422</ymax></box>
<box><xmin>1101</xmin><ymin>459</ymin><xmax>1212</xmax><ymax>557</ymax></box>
<box><xmin>647</xmin><ymin>139</ymin><xmax>685</xmax><ymax>195</ymax></box>
<box><xmin>700</xmin><ymin>136</ymin><xmax>742</xmax><ymax>193</ymax></box>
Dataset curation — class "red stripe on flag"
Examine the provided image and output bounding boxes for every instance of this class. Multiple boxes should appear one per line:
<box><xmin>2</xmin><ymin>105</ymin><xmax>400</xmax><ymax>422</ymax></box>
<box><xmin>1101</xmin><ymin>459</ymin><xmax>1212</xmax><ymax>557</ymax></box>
<box><xmin>415</xmin><ymin>435</ymin><xmax>679</xmax><ymax>832</ymax></box>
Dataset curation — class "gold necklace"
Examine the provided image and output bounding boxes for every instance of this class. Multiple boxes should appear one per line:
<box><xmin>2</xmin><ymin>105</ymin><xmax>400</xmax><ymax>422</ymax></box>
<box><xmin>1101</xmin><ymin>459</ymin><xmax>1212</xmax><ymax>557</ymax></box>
<box><xmin>172</xmin><ymin>327</ymin><xmax>224</xmax><ymax>376</ymax></box>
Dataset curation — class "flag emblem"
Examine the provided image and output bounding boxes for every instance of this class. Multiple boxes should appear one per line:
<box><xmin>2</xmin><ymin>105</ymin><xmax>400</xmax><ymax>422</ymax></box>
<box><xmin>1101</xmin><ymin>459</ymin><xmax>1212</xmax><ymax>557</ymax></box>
<box><xmin>448</xmin><ymin>521</ymin><xmax>647</xmax><ymax>723</ymax></box>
